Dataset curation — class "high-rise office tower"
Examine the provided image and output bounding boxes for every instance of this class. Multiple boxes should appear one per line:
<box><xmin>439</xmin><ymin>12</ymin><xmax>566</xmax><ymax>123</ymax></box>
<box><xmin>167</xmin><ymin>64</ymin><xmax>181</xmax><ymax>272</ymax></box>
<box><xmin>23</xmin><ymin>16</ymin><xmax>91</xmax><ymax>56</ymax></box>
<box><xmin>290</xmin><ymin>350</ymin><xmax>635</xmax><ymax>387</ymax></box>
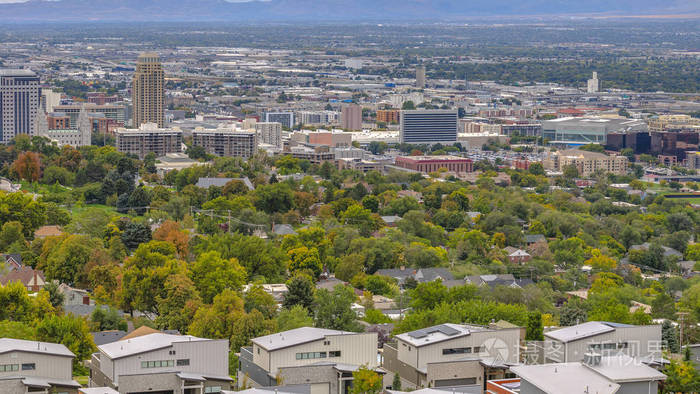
<box><xmin>0</xmin><ymin>69</ymin><xmax>40</xmax><ymax>143</ymax></box>
<box><xmin>132</xmin><ymin>52</ymin><xmax>165</xmax><ymax>128</ymax></box>
<box><xmin>255</xmin><ymin>122</ymin><xmax>283</xmax><ymax>148</ymax></box>
<box><xmin>416</xmin><ymin>65</ymin><xmax>426</xmax><ymax>89</ymax></box>
<box><xmin>400</xmin><ymin>110</ymin><xmax>458</xmax><ymax>144</ymax></box>
<box><xmin>587</xmin><ymin>72</ymin><xmax>600</xmax><ymax>93</ymax></box>
<box><xmin>341</xmin><ymin>104</ymin><xmax>362</xmax><ymax>131</ymax></box>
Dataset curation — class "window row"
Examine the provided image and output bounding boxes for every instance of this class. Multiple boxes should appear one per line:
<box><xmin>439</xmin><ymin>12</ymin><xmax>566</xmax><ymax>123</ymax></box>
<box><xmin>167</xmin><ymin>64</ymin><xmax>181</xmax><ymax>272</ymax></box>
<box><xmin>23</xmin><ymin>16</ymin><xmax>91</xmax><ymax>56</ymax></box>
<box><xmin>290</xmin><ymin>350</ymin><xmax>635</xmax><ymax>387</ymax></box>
<box><xmin>141</xmin><ymin>360</ymin><xmax>175</xmax><ymax>368</ymax></box>
<box><xmin>0</xmin><ymin>363</ymin><xmax>35</xmax><ymax>372</ymax></box>
<box><xmin>442</xmin><ymin>346</ymin><xmax>485</xmax><ymax>355</ymax></box>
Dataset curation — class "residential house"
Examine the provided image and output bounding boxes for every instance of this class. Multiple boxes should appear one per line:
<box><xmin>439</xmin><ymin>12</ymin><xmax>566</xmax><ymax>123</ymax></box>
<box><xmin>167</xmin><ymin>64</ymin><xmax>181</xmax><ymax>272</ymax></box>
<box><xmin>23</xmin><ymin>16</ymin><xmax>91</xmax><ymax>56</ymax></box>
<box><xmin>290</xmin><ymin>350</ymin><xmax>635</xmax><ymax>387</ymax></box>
<box><xmin>0</xmin><ymin>267</ymin><xmax>46</xmax><ymax>292</ymax></box>
<box><xmin>88</xmin><ymin>333</ymin><xmax>232</xmax><ymax>393</ymax></box>
<box><xmin>1</xmin><ymin>254</ymin><xmax>21</xmax><ymax>272</ymax></box>
<box><xmin>504</xmin><ymin>248</ymin><xmax>531</xmax><ymax>264</ymax></box>
<box><xmin>58</xmin><ymin>283</ymin><xmax>94</xmax><ymax>306</ymax></box>
<box><xmin>272</xmin><ymin>224</ymin><xmax>297</xmax><ymax>237</ymax></box>
<box><xmin>383</xmin><ymin>323</ymin><xmax>521</xmax><ymax>390</ymax></box>
<box><xmin>238</xmin><ymin>327</ymin><xmax>378</xmax><ymax>394</ymax></box>
<box><xmin>507</xmin><ymin>353</ymin><xmax>665</xmax><ymax>394</ymax></box>
<box><xmin>0</xmin><ymin>338</ymin><xmax>81</xmax><ymax>394</ymax></box>
<box><xmin>375</xmin><ymin>267</ymin><xmax>454</xmax><ymax>287</ymax></box>
<box><xmin>224</xmin><ymin>385</ymin><xmax>310</xmax><ymax>394</ymax></box>
<box><xmin>524</xmin><ymin>234</ymin><xmax>545</xmax><ymax>246</ymax></box>
<box><xmin>91</xmin><ymin>331</ymin><xmax>127</xmax><ymax>346</ymax></box>
<box><xmin>543</xmin><ymin>321</ymin><xmax>662</xmax><ymax>363</ymax></box>
<box><xmin>243</xmin><ymin>283</ymin><xmax>289</xmax><ymax>303</ymax></box>
<box><xmin>464</xmin><ymin>274</ymin><xmax>533</xmax><ymax>289</ymax></box>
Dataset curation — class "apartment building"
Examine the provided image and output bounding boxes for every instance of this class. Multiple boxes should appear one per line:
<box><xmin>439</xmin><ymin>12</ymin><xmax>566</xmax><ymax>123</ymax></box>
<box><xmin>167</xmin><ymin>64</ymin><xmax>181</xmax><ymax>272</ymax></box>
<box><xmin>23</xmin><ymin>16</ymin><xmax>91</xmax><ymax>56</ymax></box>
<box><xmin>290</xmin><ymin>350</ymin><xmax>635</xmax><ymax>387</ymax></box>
<box><xmin>376</xmin><ymin>110</ymin><xmax>400</xmax><ymax>124</ymax></box>
<box><xmin>239</xmin><ymin>327</ymin><xmax>378</xmax><ymax>394</ymax></box>
<box><xmin>36</xmin><ymin>108</ymin><xmax>92</xmax><ymax>147</ymax></box>
<box><xmin>53</xmin><ymin>104</ymin><xmax>127</xmax><ymax>127</ymax></box>
<box><xmin>264</xmin><ymin>112</ymin><xmax>294</xmax><ymax>129</ymax></box>
<box><xmin>115</xmin><ymin>123</ymin><xmax>182</xmax><ymax>159</ymax></box>
<box><xmin>255</xmin><ymin>122</ymin><xmax>283</xmax><ymax>149</ymax></box>
<box><xmin>383</xmin><ymin>323</ymin><xmax>521</xmax><ymax>389</ymax></box>
<box><xmin>192</xmin><ymin>127</ymin><xmax>257</xmax><ymax>158</ymax></box>
<box><xmin>341</xmin><ymin>104</ymin><xmax>362</xmax><ymax>131</ymax></box>
<box><xmin>89</xmin><ymin>332</ymin><xmax>232</xmax><ymax>393</ymax></box>
<box><xmin>542</xmin><ymin>149</ymin><xmax>628</xmax><ymax>177</ymax></box>
<box><xmin>543</xmin><ymin>321</ymin><xmax>662</xmax><ymax>364</ymax></box>
<box><xmin>0</xmin><ymin>69</ymin><xmax>40</xmax><ymax>143</ymax></box>
<box><xmin>132</xmin><ymin>52</ymin><xmax>165</xmax><ymax>128</ymax></box>
<box><xmin>0</xmin><ymin>338</ymin><xmax>80</xmax><ymax>394</ymax></box>
<box><xmin>400</xmin><ymin>110</ymin><xmax>458</xmax><ymax>144</ymax></box>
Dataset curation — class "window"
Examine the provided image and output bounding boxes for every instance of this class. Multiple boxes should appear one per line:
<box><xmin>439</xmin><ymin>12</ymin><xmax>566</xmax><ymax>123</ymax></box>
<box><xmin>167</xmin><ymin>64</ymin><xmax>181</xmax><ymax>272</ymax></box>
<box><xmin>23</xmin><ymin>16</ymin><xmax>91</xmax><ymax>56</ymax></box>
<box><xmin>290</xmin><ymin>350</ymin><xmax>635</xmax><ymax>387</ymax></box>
<box><xmin>618</xmin><ymin>342</ymin><xmax>628</xmax><ymax>349</ymax></box>
<box><xmin>177</xmin><ymin>359</ymin><xmax>190</xmax><ymax>366</ymax></box>
<box><xmin>257</xmin><ymin>347</ymin><xmax>260</xmax><ymax>355</ymax></box>
<box><xmin>442</xmin><ymin>348</ymin><xmax>471</xmax><ymax>355</ymax></box>
<box><xmin>205</xmin><ymin>387</ymin><xmax>222</xmax><ymax>393</ymax></box>
<box><xmin>0</xmin><ymin>364</ymin><xmax>19</xmax><ymax>372</ymax></box>
<box><xmin>474</xmin><ymin>346</ymin><xmax>485</xmax><ymax>353</ymax></box>
<box><xmin>169</xmin><ymin>350</ymin><xmax>176</xmax><ymax>355</ymax></box>
<box><xmin>603</xmin><ymin>343</ymin><xmax>616</xmax><ymax>350</ymax></box>
<box><xmin>142</xmin><ymin>360</ymin><xmax>175</xmax><ymax>368</ymax></box>
<box><xmin>329</xmin><ymin>351</ymin><xmax>341</xmax><ymax>357</ymax></box>
<box><xmin>295</xmin><ymin>352</ymin><xmax>327</xmax><ymax>360</ymax></box>
<box><xmin>21</xmin><ymin>363</ymin><xmax>35</xmax><ymax>371</ymax></box>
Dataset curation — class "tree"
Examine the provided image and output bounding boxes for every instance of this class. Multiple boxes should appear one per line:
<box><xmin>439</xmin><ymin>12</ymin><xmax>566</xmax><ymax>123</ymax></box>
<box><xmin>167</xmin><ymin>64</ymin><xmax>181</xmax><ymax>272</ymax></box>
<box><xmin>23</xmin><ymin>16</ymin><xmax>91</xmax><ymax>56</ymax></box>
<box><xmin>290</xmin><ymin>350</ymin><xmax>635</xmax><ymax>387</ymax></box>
<box><xmin>342</xmin><ymin>205</ymin><xmax>380</xmax><ymax>237</ymax></box>
<box><xmin>585</xmin><ymin>249</ymin><xmax>617</xmax><ymax>272</ymax></box>
<box><xmin>276</xmin><ymin>305</ymin><xmax>313</xmax><ymax>332</ymax></box>
<box><xmin>560</xmin><ymin>298</ymin><xmax>588</xmax><ymax>326</ymax></box>
<box><xmin>42</xmin><ymin>281</ymin><xmax>64</xmax><ymax>309</ymax></box>
<box><xmin>402</xmin><ymin>101</ymin><xmax>416</xmax><ymax>110</ymax></box>
<box><xmin>121</xmin><ymin>221</ymin><xmax>152</xmax><ymax>250</ymax></box>
<box><xmin>0</xmin><ymin>320</ymin><xmax>35</xmax><ymax>340</ymax></box>
<box><xmin>190</xmin><ymin>251</ymin><xmax>247</xmax><ymax>303</ymax></box>
<box><xmin>662</xmin><ymin>320</ymin><xmax>679</xmax><ymax>353</ymax></box>
<box><xmin>283</xmin><ymin>274</ymin><xmax>315</xmax><ymax>310</ymax></box>
<box><xmin>36</xmin><ymin>314</ymin><xmax>96</xmax><ymax>373</ymax></box>
<box><xmin>288</xmin><ymin>247</ymin><xmax>323</xmax><ymax>279</ymax></box>
<box><xmin>155</xmin><ymin>273</ymin><xmax>201</xmax><ymax>333</ymax></box>
<box><xmin>254</xmin><ymin>183</ymin><xmax>295</xmax><ymax>213</ymax></box>
<box><xmin>11</xmin><ymin>152</ymin><xmax>41</xmax><ymax>182</ymax></box>
<box><xmin>351</xmin><ymin>366</ymin><xmax>382</xmax><ymax>394</ymax></box>
<box><xmin>153</xmin><ymin>220</ymin><xmax>190</xmax><ymax>257</ymax></box>
<box><xmin>91</xmin><ymin>306</ymin><xmax>127</xmax><ymax>331</ymax></box>
<box><xmin>0</xmin><ymin>192</ymin><xmax>48</xmax><ymax>238</ymax></box>
<box><xmin>314</xmin><ymin>285</ymin><xmax>361</xmax><ymax>331</ymax></box>
<box><xmin>526</xmin><ymin>312</ymin><xmax>544</xmax><ymax>341</ymax></box>
<box><xmin>39</xmin><ymin>234</ymin><xmax>104</xmax><ymax>286</ymax></box>
<box><xmin>0</xmin><ymin>281</ymin><xmax>43</xmax><ymax>322</ymax></box>
<box><xmin>529</xmin><ymin>162</ymin><xmax>545</xmax><ymax>176</ymax></box>
<box><xmin>67</xmin><ymin>208</ymin><xmax>113</xmax><ymax>238</ymax></box>
<box><xmin>0</xmin><ymin>221</ymin><xmax>26</xmax><ymax>251</ymax></box>
<box><xmin>663</xmin><ymin>359</ymin><xmax>700</xmax><ymax>393</ymax></box>
<box><xmin>244</xmin><ymin>285</ymin><xmax>278</xmax><ymax>319</ymax></box>
<box><xmin>392</xmin><ymin>372</ymin><xmax>402</xmax><ymax>391</ymax></box>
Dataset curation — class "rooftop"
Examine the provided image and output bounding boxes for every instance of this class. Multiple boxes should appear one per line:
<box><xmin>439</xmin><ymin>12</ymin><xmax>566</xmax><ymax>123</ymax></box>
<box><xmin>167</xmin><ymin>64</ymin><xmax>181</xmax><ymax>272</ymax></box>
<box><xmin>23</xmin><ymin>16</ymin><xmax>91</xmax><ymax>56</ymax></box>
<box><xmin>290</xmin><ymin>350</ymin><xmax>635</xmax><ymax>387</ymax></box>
<box><xmin>99</xmin><ymin>332</ymin><xmax>210</xmax><ymax>359</ymax></box>
<box><xmin>0</xmin><ymin>338</ymin><xmax>74</xmax><ymax>358</ymax></box>
<box><xmin>586</xmin><ymin>354</ymin><xmax>666</xmax><ymax>383</ymax></box>
<box><xmin>251</xmin><ymin>327</ymin><xmax>355</xmax><ymax>351</ymax></box>
<box><xmin>396</xmin><ymin>323</ymin><xmax>489</xmax><ymax>347</ymax></box>
<box><xmin>398</xmin><ymin>155</ymin><xmax>470</xmax><ymax>162</ymax></box>
<box><xmin>544</xmin><ymin>321</ymin><xmax>632</xmax><ymax>343</ymax></box>
<box><xmin>0</xmin><ymin>69</ymin><xmax>37</xmax><ymax>77</ymax></box>
<box><xmin>511</xmin><ymin>363</ymin><xmax>620</xmax><ymax>394</ymax></box>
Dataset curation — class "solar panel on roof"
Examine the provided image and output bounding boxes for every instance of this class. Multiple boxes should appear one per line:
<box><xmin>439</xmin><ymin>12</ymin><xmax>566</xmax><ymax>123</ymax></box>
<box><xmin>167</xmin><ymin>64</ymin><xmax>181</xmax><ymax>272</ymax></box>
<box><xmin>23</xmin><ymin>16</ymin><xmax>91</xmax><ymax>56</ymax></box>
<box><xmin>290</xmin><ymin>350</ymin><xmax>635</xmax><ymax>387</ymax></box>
<box><xmin>406</xmin><ymin>324</ymin><xmax>460</xmax><ymax>339</ymax></box>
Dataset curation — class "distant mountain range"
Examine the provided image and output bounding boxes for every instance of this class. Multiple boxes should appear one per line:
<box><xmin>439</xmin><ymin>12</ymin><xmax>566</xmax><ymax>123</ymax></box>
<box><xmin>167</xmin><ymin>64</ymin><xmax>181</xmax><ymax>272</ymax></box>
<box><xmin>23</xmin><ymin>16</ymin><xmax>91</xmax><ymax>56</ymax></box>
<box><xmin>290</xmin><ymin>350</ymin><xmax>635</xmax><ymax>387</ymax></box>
<box><xmin>1</xmin><ymin>0</ymin><xmax>699</xmax><ymax>22</ymax></box>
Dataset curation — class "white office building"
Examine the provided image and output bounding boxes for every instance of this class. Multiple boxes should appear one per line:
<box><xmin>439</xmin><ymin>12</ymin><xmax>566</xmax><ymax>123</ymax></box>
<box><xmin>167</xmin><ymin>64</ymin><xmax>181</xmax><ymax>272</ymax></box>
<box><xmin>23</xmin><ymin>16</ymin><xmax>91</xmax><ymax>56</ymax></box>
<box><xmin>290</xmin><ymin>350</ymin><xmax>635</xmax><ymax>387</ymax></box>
<box><xmin>255</xmin><ymin>122</ymin><xmax>283</xmax><ymax>149</ymax></box>
<box><xmin>400</xmin><ymin>110</ymin><xmax>458</xmax><ymax>144</ymax></box>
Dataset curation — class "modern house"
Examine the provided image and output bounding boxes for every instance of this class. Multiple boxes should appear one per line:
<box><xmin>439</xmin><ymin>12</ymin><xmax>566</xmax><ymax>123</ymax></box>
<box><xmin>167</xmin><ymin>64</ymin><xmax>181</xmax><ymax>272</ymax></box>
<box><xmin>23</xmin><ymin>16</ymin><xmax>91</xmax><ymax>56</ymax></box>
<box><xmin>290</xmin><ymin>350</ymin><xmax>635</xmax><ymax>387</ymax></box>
<box><xmin>543</xmin><ymin>321</ymin><xmax>662</xmax><ymax>363</ymax></box>
<box><xmin>238</xmin><ymin>327</ymin><xmax>378</xmax><ymax>394</ymax></box>
<box><xmin>383</xmin><ymin>323</ymin><xmax>521</xmax><ymax>390</ymax></box>
<box><xmin>507</xmin><ymin>353</ymin><xmax>666</xmax><ymax>394</ymax></box>
<box><xmin>88</xmin><ymin>332</ymin><xmax>232</xmax><ymax>393</ymax></box>
<box><xmin>464</xmin><ymin>274</ymin><xmax>533</xmax><ymax>289</ymax></box>
<box><xmin>0</xmin><ymin>338</ymin><xmax>81</xmax><ymax>394</ymax></box>
<box><xmin>374</xmin><ymin>267</ymin><xmax>454</xmax><ymax>286</ymax></box>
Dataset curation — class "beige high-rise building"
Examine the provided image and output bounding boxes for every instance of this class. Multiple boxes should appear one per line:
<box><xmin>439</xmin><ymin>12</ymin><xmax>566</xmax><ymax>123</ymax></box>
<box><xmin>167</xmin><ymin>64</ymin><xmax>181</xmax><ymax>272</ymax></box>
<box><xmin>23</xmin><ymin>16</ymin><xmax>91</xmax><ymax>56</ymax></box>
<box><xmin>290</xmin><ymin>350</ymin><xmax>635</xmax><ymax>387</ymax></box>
<box><xmin>132</xmin><ymin>52</ymin><xmax>165</xmax><ymax>128</ymax></box>
<box><xmin>416</xmin><ymin>65</ymin><xmax>426</xmax><ymax>89</ymax></box>
<box><xmin>341</xmin><ymin>104</ymin><xmax>362</xmax><ymax>131</ymax></box>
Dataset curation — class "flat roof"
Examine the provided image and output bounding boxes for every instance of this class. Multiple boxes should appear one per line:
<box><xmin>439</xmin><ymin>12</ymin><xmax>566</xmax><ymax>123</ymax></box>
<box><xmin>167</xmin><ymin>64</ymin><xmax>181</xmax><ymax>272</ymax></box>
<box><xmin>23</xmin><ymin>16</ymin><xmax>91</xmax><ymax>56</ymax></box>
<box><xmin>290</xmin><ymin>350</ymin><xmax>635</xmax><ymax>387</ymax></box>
<box><xmin>396</xmin><ymin>323</ymin><xmax>489</xmax><ymax>347</ymax></box>
<box><xmin>511</xmin><ymin>363</ymin><xmax>620</xmax><ymax>394</ymax></box>
<box><xmin>586</xmin><ymin>355</ymin><xmax>666</xmax><ymax>383</ymax></box>
<box><xmin>0</xmin><ymin>69</ymin><xmax>36</xmax><ymax>77</ymax></box>
<box><xmin>251</xmin><ymin>327</ymin><xmax>356</xmax><ymax>351</ymax></box>
<box><xmin>544</xmin><ymin>322</ymin><xmax>630</xmax><ymax>343</ymax></box>
<box><xmin>397</xmin><ymin>155</ymin><xmax>470</xmax><ymax>162</ymax></box>
<box><xmin>99</xmin><ymin>333</ymin><xmax>211</xmax><ymax>360</ymax></box>
<box><xmin>0</xmin><ymin>338</ymin><xmax>74</xmax><ymax>358</ymax></box>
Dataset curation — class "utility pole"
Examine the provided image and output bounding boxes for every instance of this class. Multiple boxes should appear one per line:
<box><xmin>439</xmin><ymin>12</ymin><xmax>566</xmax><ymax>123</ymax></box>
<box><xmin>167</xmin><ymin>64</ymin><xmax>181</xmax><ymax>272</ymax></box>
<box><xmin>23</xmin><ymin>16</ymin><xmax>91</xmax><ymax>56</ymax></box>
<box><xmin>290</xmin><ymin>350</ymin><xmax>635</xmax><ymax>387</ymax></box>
<box><xmin>678</xmin><ymin>311</ymin><xmax>689</xmax><ymax>351</ymax></box>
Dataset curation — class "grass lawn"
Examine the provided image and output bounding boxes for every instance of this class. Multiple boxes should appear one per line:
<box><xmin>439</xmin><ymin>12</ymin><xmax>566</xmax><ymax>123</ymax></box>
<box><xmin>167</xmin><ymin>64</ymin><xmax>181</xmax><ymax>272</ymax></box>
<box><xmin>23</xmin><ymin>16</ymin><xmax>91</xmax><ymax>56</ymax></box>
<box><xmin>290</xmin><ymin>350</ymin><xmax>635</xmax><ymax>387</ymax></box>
<box><xmin>74</xmin><ymin>376</ymin><xmax>89</xmax><ymax>386</ymax></box>
<box><xmin>70</xmin><ymin>204</ymin><xmax>121</xmax><ymax>216</ymax></box>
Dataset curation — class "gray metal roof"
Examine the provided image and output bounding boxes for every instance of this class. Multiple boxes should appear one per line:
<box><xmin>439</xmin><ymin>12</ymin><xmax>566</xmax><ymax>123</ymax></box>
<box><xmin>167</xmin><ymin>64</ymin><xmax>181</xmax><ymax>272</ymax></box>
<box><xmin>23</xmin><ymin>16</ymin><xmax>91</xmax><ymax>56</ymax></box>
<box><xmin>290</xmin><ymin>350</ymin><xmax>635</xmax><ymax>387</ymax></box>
<box><xmin>511</xmin><ymin>363</ymin><xmax>620</xmax><ymax>394</ymax></box>
<box><xmin>396</xmin><ymin>323</ymin><xmax>478</xmax><ymax>347</ymax></box>
<box><xmin>251</xmin><ymin>327</ymin><xmax>352</xmax><ymax>351</ymax></box>
<box><xmin>79</xmin><ymin>388</ymin><xmax>120</xmax><ymax>394</ymax></box>
<box><xmin>99</xmin><ymin>333</ymin><xmax>210</xmax><ymax>359</ymax></box>
<box><xmin>0</xmin><ymin>338</ymin><xmax>74</xmax><ymax>358</ymax></box>
<box><xmin>195</xmin><ymin>177</ymin><xmax>254</xmax><ymax>190</ymax></box>
<box><xmin>585</xmin><ymin>355</ymin><xmax>667</xmax><ymax>383</ymax></box>
<box><xmin>226</xmin><ymin>384</ymin><xmax>311</xmax><ymax>394</ymax></box>
<box><xmin>91</xmin><ymin>330</ymin><xmax>127</xmax><ymax>346</ymax></box>
<box><xmin>544</xmin><ymin>322</ymin><xmax>620</xmax><ymax>343</ymax></box>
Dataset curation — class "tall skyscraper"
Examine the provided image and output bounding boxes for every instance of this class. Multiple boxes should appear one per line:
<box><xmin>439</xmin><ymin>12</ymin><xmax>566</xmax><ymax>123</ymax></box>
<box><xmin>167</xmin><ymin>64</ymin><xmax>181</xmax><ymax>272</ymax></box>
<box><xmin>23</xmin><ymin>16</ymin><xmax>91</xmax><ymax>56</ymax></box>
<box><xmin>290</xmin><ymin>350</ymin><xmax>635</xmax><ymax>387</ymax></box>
<box><xmin>416</xmin><ymin>65</ymin><xmax>426</xmax><ymax>89</ymax></box>
<box><xmin>264</xmin><ymin>112</ymin><xmax>294</xmax><ymax>129</ymax></box>
<box><xmin>132</xmin><ymin>52</ymin><xmax>165</xmax><ymax>128</ymax></box>
<box><xmin>400</xmin><ymin>110</ymin><xmax>458</xmax><ymax>144</ymax></box>
<box><xmin>587</xmin><ymin>72</ymin><xmax>600</xmax><ymax>93</ymax></box>
<box><xmin>341</xmin><ymin>104</ymin><xmax>362</xmax><ymax>130</ymax></box>
<box><xmin>0</xmin><ymin>69</ymin><xmax>40</xmax><ymax>143</ymax></box>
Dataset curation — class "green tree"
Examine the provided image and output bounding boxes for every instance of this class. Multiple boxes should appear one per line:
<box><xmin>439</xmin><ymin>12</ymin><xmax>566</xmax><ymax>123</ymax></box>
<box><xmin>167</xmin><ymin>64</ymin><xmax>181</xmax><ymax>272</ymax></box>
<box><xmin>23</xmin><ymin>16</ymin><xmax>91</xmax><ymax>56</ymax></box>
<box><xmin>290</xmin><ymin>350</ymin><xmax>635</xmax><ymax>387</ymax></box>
<box><xmin>120</xmin><ymin>221</ymin><xmax>152</xmax><ymax>250</ymax></box>
<box><xmin>91</xmin><ymin>306</ymin><xmax>127</xmax><ymax>331</ymax></box>
<box><xmin>0</xmin><ymin>221</ymin><xmax>26</xmax><ymax>251</ymax></box>
<box><xmin>392</xmin><ymin>372</ymin><xmax>402</xmax><ymax>391</ymax></box>
<box><xmin>283</xmin><ymin>274</ymin><xmax>315</xmax><ymax>310</ymax></box>
<box><xmin>39</xmin><ymin>234</ymin><xmax>103</xmax><ymax>286</ymax></box>
<box><xmin>342</xmin><ymin>205</ymin><xmax>380</xmax><ymax>237</ymax></box>
<box><xmin>276</xmin><ymin>305</ymin><xmax>314</xmax><ymax>332</ymax></box>
<box><xmin>526</xmin><ymin>312</ymin><xmax>544</xmax><ymax>341</ymax></box>
<box><xmin>155</xmin><ymin>273</ymin><xmax>201</xmax><ymax>333</ymax></box>
<box><xmin>36</xmin><ymin>314</ymin><xmax>96</xmax><ymax>373</ymax></box>
<box><xmin>190</xmin><ymin>251</ymin><xmax>247</xmax><ymax>303</ymax></box>
<box><xmin>351</xmin><ymin>366</ymin><xmax>382</xmax><ymax>394</ymax></box>
<box><xmin>244</xmin><ymin>285</ymin><xmax>278</xmax><ymax>319</ymax></box>
<box><xmin>288</xmin><ymin>247</ymin><xmax>323</xmax><ymax>279</ymax></box>
<box><xmin>314</xmin><ymin>285</ymin><xmax>361</xmax><ymax>331</ymax></box>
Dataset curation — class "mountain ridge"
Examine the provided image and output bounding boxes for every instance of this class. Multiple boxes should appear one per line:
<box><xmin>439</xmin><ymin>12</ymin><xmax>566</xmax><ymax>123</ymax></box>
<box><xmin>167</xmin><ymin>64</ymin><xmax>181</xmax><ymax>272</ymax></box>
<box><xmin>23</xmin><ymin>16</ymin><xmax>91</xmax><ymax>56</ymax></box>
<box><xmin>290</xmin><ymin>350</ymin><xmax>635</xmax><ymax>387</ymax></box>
<box><xmin>1</xmin><ymin>0</ymin><xmax>699</xmax><ymax>22</ymax></box>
